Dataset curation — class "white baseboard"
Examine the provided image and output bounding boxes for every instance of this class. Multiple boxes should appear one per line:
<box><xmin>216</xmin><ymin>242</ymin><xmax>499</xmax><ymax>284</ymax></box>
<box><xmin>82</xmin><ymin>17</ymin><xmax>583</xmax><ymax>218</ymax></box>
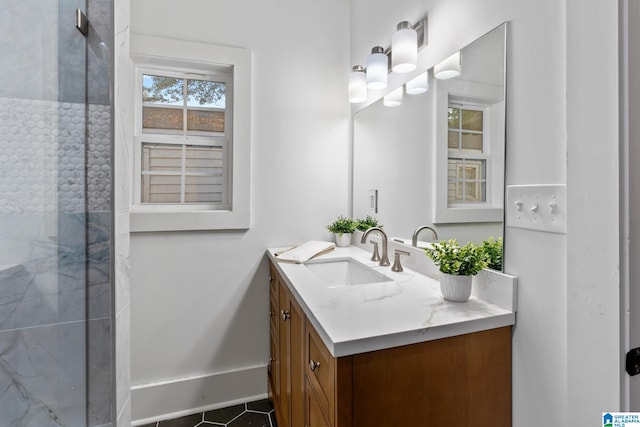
<box><xmin>131</xmin><ymin>364</ymin><xmax>268</xmax><ymax>426</ymax></box>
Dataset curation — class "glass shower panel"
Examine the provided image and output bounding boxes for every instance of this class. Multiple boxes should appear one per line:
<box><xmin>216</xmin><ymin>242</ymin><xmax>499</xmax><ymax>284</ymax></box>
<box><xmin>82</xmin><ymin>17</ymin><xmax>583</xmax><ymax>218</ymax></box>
<box><xmin>0</xmin><ymin>0</ymin><xmax>113</xmax><ymax>426</ymax></box>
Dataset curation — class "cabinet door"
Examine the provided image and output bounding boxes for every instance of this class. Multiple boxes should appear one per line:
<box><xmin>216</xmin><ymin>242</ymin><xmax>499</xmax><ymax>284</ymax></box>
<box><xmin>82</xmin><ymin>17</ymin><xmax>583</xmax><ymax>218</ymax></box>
<box><xmin>276</xmin><ymin>273</ymin><xmax>306</xmax><ymax>427</ymax></box>
<box><xmin>278</xmin><ymin>282</ymin><xmax>291</xmax><ymax>427</ymax></box>
<box><xmin>305</xmin><ymin>318</ymin><xmax>334</xmax><ymax>423</ymax></box>
<box><xmin>268</xmin><ymin>267</ymin><xmax>279</xmax><ymax>398</ymax></box>
<box><xmin>306</xmin><ymin>379</ymin><xmax>330</xmax><ymax>427</ymax></box>
<box><xmin>288</xmin><ymin>290</ymin><xmax>305</xmax><ymax>427</ymax></box>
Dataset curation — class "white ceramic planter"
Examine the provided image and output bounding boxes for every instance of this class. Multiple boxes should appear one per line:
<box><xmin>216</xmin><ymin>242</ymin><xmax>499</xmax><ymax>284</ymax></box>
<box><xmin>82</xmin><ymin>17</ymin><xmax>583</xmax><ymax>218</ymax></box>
<box><xmin>440</xmin><ymin>272</ymin><xmax>472</xmax><ymax>302</ymax></box>
<box><xmin>335</xmin><ymin>233</ymin><xmax>352</xmax><ymax>247</ymax></box>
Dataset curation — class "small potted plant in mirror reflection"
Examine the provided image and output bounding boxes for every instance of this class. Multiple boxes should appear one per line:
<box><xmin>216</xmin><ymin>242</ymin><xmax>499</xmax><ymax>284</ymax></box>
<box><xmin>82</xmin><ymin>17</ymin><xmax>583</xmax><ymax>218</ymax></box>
<box><xmin>326</xmin><ymin>216</ymin><xmax>357</xmax><ymax>247</ymax></box>
<box><xmin>481</xmin><ymin>237</ymin><xmax>503</xmax><ymax>271</ymax></box>
<box><xmin>424</xmin><ymin>239</ymin><xmax>488</xmax><ymax>302</ymax></box>
<box><xmin>355</xmin><ymin>215</ymin><xmax>383</xmax><ymax>232</ymax></box>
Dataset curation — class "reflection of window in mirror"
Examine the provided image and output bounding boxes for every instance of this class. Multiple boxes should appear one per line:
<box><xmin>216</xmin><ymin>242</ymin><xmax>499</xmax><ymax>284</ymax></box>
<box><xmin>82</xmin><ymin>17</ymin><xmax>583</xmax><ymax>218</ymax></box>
<box><xmin>433</xmin><ymin>79</ymin><xmax>504</xmax><ymax>224</ymax></box>
<box><xmin>447</xmin><ymin>102</ymin><xmax>489</xmax><ymax>206</ymax></box>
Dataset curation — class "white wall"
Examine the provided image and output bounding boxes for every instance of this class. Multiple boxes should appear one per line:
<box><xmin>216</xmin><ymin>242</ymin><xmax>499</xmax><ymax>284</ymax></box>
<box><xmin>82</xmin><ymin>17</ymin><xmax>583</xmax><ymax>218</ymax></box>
<box><xmin>623</xmin><ymin>0</ymin><xmax>640</xmax><ymax>408</ymax></box>
<box><xmin>128</xmin><ymin>0</ymin><xmax>350</xmax><ymax>422</ymax></box>
<box><xmin>350</xmin><ymin>2</ymin><xmax>619</xmax><ymax>427</ymax></box>
<box><xmin>565</xmin><ymin>0</ymin><xmax>620</xmax><ymax>421</ymax></box>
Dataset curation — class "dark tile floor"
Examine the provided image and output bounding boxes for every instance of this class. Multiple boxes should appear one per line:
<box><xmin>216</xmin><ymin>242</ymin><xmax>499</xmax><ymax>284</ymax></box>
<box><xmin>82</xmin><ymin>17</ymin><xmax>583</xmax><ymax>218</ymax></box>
<box><xmin>138</xmin><ymin>399</ymin><xmax>277</xmax><ymax>427</ymax></box>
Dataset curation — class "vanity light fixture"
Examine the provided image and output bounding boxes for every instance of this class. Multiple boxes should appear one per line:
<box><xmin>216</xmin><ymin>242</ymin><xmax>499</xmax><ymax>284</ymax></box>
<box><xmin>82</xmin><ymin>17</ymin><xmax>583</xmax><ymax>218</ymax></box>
<box><xmin>350</xmin><ymin>16</ymin><xmax>426</xmax><ymax>104</ymax></box>
<box><xmin>434</xmin><ymin>51</ymin><xmax>462</xmax><ymax>79</ymax></box>
<box><xmin>391</xmin><ymin>21</ymin><xmax>418</xmax><ymax>73</ymax></box>
<box><xmin>383</xmin><ymin>86</ymin><xmax>403</xmax><ymax>107</ymax></box>
<box><xmin>349</xmin><ymin>65</ymin><xmax>367</xmax><ymax>103</ymax></box>
<box><xmin>366</xmin><ymin>46</ymin><xmax>388</xmax><ymax>90</ymax></box>
<box><xmin>405</xmin><ymin>70</ymin><xmax>430</xmax><ymax>95</ymax></box>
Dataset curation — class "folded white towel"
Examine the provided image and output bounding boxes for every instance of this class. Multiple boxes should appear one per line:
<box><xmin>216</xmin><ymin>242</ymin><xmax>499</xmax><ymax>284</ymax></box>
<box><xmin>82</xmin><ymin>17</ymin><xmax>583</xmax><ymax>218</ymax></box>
<box><xmin>275</xmin><ymin>240</ymin><xmax>335</xmax><ymax>264</ymax></box>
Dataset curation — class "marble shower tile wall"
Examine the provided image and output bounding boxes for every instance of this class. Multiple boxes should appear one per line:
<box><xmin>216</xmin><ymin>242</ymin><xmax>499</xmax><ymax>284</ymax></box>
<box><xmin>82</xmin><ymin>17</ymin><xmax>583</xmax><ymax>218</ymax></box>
<box><xmin>0</xmin><ymin>322</ymin><xmax>86</xmax><ymax>427</ymax></box>
<box><xmin>114</xmin><ymin>0</ymin><xmax>132</xmax><ymax>424</ymax></box>
<box><xmin>86</xmin><ymin>211</ymin><xmax>114</xmax><ymax>426</ymax></box>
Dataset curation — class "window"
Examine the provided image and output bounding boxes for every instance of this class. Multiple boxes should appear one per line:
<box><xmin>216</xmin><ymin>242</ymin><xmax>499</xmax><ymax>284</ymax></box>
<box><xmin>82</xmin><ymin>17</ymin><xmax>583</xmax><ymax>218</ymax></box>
<box><xmin>433</xmin><ymin>79</ymin><xmax>504</xmax><ymax>223</ymax></box>
<box><xmin>136</xmin><ymin>70</ymin><xmax>231</xmax><ymax>207</ymax></box>
<box><xmin>447</xmin><ymin>105</ymin><xmax>488</xmax><ymax>205</ymax></box>
<box><xmin>130</xmin><ymin>35</ymin><xmax>250</xmax><ymax>232</ymax></box>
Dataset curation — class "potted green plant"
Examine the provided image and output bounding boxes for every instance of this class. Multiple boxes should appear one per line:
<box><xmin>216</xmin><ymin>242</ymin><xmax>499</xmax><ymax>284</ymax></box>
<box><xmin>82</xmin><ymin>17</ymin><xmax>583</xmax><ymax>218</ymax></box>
<box><xmin>425</xmin><ymin>239</ymin><xmax>488</xmax><ymax>302</ymax></box>
<box><xmin>481</xmin><ymin>237</ymin><xmax>503</xmax><ymax>271</ymax></box>
<box><xmin>355</xmin><ymin>215</ymin><xmax>383</xmax><ymax>232</ymax></box>
<box><xmin>326</xmin><ymin>215</ymin><xmax>357</xmax><ymax>247</ymax></box>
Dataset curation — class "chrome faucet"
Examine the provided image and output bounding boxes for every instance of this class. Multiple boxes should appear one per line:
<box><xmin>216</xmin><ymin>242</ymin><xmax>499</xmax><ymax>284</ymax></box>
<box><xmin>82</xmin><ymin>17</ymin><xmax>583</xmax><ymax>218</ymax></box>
<box><xmin>361</xmin><ymin>227</ymin><xmax>390</xmax><ymax>266</ymax></box>
<box><xmin>412</xmin><ymin>225</ymin><xmax>438</xmax><ymax>247</ymax></box>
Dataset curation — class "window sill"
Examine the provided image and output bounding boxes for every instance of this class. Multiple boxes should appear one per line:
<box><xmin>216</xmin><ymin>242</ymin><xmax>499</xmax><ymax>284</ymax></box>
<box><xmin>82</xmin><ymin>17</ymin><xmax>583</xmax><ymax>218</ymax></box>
<box><xmin>130</xmin><ymin>210</ymin><xmax>250</xmax><ymax>232</ymax></box>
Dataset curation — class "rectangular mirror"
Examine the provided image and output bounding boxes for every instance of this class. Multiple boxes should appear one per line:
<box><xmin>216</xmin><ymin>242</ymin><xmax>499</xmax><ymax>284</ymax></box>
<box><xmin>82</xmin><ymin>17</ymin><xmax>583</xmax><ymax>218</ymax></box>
<box><xmin>352</xmin><ymin>23</ymin><xmax>506</xmax><ymax>269</ymax></box>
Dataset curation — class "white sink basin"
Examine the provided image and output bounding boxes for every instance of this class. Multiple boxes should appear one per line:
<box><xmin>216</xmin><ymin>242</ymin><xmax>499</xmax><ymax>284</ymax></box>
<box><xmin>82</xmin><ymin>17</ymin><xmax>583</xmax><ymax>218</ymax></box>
<box><xmin>304</xmin><ymin>257</ymin><xmax>392</xmax><ymax>287</ymax></box>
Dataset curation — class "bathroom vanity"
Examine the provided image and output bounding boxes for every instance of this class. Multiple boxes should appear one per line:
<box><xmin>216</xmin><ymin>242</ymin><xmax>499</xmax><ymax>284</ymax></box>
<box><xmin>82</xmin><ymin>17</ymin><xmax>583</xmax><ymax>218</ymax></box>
<box><xmin>267</xmin><ymin>246</ymin><xmax>516</xmax><ymax>427</ymax></box>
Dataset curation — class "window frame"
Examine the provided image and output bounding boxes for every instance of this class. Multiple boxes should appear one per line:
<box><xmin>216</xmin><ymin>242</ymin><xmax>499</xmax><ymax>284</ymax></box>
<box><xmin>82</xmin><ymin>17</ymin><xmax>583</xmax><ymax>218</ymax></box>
<box><xmin>433</xmin><ymin>79</ymin><xmax>504</xmax><ymax>224</ymax></box>
<box><xmin>129</xmin><ymin>34</ymin><xmax>251</xmax><ymax>232</ymax></box>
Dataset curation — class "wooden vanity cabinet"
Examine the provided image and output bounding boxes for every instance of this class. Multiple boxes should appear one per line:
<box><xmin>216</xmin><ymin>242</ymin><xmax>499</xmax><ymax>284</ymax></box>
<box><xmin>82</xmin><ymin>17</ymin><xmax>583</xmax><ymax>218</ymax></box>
<box><xmin>269</xmin><ymin>262</ymin><xmax>512</xmax><ymax>427</ymax></box>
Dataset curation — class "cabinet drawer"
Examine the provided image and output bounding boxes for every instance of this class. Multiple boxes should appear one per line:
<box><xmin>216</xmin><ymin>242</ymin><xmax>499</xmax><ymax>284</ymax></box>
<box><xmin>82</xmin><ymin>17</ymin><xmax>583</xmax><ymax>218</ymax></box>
<box><xmin>305</xmin><ymin>319</ymin><xmax>334</xmax><ymax>420</ymax></box>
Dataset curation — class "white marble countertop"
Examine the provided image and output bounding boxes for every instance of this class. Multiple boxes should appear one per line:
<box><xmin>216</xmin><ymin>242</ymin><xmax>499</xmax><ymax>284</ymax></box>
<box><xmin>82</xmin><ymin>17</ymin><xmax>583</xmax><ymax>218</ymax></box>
<box><xmin>267</xmin><ymin>245</ymin><xmax>516</xmax><ymax>357</ymax></box>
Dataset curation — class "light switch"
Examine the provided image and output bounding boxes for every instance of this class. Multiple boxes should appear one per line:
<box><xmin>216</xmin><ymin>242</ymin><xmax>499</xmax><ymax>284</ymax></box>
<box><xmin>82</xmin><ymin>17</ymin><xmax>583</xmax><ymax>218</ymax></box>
<box><xmin>506</xmin><ymin>184</ymin><xmax>566</xmax><ymax>234</ymax></box>
<box><xmin>369</xmin><ymin>189</ymin><xmax>378</xmax><ymax>214</ymax></box>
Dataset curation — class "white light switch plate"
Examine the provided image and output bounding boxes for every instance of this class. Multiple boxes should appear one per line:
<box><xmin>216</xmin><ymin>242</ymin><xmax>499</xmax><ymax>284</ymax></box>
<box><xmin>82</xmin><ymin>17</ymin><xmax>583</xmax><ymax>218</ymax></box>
<box><xmin>369</xmin><ymin>189</ymin><xmax>378</xmax><ymax>214</ymax></box>
<box><xmin>506</xmin><ymin>184</ymin><xmax>567</xmax><ymax>234</ymax></box>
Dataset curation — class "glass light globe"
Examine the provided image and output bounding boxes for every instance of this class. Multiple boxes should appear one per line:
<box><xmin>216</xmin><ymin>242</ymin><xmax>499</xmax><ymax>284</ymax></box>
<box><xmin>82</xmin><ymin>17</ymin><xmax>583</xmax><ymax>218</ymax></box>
<box><xmin>383</xmin><ymin>86</ymin><xmax>403</xmax><ymax>107</ymax></box>
<box><xmin>349</xmin><ymin>65</ymin><xmax>367</xmax><ymax>103</ymax></box>
<box><xmin>366</xmin><ymin>46</ymin><xmax>388</xmax><ymax>90</ymax></box>
<box><xmin>406</xmin><ymin>70</ymin><xmax>429</xmax><ymax>95</ymax></box>
<box><xmin>391</xmin><ymin>21</ymin><xmax>417</xmax><ymax>74</ymax></box>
